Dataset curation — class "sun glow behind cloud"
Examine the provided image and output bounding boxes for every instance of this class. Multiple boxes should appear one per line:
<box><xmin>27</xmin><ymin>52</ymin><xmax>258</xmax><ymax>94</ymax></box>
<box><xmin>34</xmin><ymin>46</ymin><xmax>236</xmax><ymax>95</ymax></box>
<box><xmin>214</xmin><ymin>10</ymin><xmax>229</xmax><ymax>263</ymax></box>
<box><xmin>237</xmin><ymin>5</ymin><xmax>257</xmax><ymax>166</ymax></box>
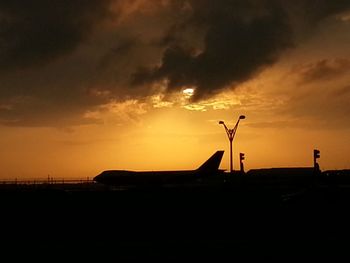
<box><xmin>1</xmin><ymin>1</ymin><xmax>350</xmax><ymax>179</ymax></box>
<box><xmin>183</xmin><ymin>88</ymin><xmax>195</xmax><ymax>97</ymax></box>
<box><xmin>1</xmin><ymin>69</ymin><xmax>350</xmax><ymax>179</ymax></box>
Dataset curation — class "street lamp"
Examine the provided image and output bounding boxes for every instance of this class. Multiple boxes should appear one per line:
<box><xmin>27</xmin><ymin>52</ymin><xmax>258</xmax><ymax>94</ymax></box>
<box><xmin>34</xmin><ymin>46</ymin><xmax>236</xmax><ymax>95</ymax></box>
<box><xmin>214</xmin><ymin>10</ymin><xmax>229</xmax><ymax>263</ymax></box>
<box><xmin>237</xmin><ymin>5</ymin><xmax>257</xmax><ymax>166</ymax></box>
<box><xmin>219</xmin><ymin>115</ymin><xmax>245</xmax><ymax>174</ymax></box>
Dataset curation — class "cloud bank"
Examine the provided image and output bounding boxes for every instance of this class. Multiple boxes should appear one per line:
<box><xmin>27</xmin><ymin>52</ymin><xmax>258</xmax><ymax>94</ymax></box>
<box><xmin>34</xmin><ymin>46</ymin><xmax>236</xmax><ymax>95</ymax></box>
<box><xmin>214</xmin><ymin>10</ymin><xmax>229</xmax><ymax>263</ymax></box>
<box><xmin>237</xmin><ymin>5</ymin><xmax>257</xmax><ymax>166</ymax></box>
<box><xmin>0</xmin><ymin>0</ymin><xmax>349</xmax><ymax>126</ymax></box>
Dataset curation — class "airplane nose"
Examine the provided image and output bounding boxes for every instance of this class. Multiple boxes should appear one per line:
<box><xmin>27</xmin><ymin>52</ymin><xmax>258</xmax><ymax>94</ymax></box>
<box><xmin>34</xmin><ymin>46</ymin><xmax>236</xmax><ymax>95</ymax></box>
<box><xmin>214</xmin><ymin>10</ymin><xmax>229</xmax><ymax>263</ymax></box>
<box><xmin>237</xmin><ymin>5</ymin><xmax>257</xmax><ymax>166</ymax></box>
<box><xmin>93</xmin><ymin>175</ymin><xmax>100</xmax><ymax>182</ymax></box>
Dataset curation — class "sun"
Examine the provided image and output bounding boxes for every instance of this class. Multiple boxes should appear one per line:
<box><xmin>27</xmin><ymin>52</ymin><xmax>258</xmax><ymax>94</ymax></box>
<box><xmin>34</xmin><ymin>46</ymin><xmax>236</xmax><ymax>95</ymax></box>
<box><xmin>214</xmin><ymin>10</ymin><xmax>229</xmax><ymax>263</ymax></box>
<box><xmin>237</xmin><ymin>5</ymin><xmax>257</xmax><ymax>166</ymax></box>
<box><xmin>183</xmin><ymin>88</ymin><xmax>195</xmax><ymax>98</ymax></box>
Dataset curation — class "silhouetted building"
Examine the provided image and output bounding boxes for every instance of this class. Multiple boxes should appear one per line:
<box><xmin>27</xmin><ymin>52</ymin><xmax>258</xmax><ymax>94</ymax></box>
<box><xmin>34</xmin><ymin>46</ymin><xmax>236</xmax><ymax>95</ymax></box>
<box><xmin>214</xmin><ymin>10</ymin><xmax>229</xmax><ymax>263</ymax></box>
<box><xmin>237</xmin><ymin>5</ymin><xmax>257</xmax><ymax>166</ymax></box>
<box><xmin>247</xmin><ymin>168</ymin><xmax>315</xmax><ymax>177</ymax></box>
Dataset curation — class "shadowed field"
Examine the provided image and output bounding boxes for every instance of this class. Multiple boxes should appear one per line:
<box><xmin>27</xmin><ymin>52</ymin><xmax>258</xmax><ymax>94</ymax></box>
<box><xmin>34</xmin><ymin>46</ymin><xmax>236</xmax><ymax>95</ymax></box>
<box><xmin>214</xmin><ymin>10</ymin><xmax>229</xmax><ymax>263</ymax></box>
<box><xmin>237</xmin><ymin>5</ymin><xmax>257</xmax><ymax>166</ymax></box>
<box><xmin>1</xmin><ymin>174</ymin><xmax>350</xmax><ymax>260</ymax></box>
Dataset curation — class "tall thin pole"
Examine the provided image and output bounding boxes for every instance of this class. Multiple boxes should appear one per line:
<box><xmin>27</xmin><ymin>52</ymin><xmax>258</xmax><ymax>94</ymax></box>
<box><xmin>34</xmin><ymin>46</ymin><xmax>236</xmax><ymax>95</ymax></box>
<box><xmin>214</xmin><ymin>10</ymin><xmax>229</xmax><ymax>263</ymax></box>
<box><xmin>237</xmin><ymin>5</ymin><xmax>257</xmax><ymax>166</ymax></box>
<box><xmin>229</xmin><ymin>138</ymin><xmax>233</xmax><ymax>173</ymax></box>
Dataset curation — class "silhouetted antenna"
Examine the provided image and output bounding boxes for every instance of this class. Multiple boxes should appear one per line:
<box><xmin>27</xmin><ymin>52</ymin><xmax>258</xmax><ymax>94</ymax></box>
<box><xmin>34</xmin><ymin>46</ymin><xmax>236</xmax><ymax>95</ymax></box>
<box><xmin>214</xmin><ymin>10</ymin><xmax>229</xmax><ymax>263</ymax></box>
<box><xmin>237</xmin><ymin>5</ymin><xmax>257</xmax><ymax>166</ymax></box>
<box><xmin>219</xmin><ymin>115</ymin><xmax>245</xmax><ymax>173</ymax></box>
<box><xmin>239</xmin><ymin>152</ymin><xmax>245</xmax><ymax>174</ymax></box>
<box><xmin>313</xmin><ymin>149</ymin><xmax>320</xmax><ymax>173</ymax></box>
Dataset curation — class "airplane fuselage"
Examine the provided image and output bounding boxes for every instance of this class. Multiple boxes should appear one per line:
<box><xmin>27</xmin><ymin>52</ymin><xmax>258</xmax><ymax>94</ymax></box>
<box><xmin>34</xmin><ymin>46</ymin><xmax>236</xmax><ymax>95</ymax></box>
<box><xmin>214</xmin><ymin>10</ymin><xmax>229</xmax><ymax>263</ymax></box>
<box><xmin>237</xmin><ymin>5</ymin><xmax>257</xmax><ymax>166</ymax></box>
<box><xmin>94</xmin><ymin>151</ymin><xmax>225</xmax><ymax>187</ymax></box>
<box><xmin>94</xmin><ymin>170</ymin><xmax>217</xmax><ymax>186</ymax></box>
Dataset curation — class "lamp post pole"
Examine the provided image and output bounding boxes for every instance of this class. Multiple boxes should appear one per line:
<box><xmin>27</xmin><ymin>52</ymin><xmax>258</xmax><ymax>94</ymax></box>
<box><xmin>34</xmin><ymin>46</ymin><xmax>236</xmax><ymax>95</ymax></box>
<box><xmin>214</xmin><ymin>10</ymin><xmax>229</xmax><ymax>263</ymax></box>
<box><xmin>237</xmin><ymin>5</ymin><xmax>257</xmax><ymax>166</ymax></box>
<box><xmin>219</xmin><ymin>115</ymin><xmax>245</xmax><ymax>174</ymax></box>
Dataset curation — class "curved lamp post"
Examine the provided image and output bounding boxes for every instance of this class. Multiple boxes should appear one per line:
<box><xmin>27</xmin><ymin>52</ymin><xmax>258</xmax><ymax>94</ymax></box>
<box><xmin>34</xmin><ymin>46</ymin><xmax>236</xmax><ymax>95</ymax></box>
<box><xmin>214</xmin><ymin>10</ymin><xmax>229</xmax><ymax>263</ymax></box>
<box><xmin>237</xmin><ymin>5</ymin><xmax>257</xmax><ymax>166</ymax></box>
<box><xmin>219</xmin><ymin>115</ymin><xmax>245</xmax><ymax>174</ymax></box>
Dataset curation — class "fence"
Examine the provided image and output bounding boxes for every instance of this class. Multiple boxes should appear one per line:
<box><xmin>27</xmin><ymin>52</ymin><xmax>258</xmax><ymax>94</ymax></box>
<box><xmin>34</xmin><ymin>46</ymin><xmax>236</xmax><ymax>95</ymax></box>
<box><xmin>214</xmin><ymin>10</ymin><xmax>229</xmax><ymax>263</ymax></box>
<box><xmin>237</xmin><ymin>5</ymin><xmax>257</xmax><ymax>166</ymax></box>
<box><xmin>0</xmin><ymin>178</ymin><xmax>94</xmax><ymax>185</ymax></box>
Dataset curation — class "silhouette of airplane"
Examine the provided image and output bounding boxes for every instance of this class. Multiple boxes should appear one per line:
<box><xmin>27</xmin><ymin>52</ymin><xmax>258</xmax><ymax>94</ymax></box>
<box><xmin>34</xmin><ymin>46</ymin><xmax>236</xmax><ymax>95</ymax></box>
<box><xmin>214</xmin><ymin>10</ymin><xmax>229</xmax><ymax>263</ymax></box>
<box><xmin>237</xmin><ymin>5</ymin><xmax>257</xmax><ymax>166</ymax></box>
<box><xmin>94</xmin><ymin>151</ymin><xmax>224</xmax><ymax>186</ymax></box>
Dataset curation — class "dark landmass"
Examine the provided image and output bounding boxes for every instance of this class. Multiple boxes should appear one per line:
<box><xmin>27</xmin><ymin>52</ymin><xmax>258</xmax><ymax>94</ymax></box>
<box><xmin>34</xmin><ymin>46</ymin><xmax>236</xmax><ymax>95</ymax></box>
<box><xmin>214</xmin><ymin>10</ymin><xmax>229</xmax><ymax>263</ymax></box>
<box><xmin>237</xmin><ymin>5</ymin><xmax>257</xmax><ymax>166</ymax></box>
<box><xmin>1</xmin><ymin>170</ymin><xmax>350</xmax><ymax>260</ymax></box>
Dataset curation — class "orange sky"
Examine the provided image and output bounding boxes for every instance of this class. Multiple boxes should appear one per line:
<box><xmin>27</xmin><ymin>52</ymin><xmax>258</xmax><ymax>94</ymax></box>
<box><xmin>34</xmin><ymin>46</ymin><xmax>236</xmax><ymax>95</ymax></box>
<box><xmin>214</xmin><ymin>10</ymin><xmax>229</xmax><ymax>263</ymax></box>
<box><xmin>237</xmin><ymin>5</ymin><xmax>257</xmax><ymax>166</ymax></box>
<box><xmin>0</xmin><ymin>1</ymin><xmax>350</xmax><ymax>179</ymax></box>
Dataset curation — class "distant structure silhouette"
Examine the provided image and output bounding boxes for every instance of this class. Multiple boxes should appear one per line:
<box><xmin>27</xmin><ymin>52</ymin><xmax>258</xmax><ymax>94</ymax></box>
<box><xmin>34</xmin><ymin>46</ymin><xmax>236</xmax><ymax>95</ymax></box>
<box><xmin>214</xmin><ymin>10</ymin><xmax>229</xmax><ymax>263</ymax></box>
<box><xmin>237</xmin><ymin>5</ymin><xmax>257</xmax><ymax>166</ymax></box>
<box><xmin>239</xmin><ymin>153</ymin><xmax>245</xmax><ymax>174</ymax></box>
<box><xmin>313</xmin><ymin>149</ymin><xmax>321</xmax><ymax>174</ymax></box>
<box><xmin>247</xmin><ymin>167</ymin><xmax>315</xmax><ymax>177</ymax></box>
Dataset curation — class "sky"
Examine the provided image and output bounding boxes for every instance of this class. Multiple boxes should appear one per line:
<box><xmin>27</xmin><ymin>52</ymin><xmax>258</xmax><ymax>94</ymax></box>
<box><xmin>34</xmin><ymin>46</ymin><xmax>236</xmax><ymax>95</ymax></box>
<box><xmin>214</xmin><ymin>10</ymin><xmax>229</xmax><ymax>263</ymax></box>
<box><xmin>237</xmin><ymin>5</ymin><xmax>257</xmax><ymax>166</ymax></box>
<box><xmin>0</xmin><ymin>0</ymin><xmax>350</xmax><ymax>179</ymax></box>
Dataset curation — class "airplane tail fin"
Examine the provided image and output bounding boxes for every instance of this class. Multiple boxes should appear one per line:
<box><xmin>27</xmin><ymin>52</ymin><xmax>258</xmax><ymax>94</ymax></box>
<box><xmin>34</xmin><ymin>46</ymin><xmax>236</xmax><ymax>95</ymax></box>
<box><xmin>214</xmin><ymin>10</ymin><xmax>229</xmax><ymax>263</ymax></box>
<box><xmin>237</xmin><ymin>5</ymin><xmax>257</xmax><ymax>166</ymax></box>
<box><xmin>197</xmin><ymin>151</ymin><xmax>224</xmax><ymax>173</ymax></box>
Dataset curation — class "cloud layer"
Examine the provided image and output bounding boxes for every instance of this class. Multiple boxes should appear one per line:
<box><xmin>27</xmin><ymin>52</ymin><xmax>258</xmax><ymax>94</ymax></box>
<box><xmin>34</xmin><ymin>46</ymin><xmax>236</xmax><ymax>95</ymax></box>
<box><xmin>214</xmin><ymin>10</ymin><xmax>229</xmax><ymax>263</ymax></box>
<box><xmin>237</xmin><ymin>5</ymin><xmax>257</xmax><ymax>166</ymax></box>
<box><xmin>133</xmin><ymin>0</ymin><xmax>293</xmax><ymax>100</ymax></box>
<box><xmin>0</xmin><ymin>0</ymin><xmax>112</xmax><ymax>70</ymax></box>
<box><xmin>0</xmin><ymin>0</ymin><xmax>350</xmax><ymax>126</ymax></box>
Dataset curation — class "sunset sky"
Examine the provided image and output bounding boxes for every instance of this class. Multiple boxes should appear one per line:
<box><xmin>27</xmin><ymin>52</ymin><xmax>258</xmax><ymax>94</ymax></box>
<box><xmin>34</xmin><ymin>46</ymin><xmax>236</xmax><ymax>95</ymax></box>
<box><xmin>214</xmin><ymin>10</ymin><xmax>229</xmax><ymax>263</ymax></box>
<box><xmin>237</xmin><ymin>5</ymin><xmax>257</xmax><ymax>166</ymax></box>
<box><xmin>1</xmin><ymin>0</ymin><xmax>350</xmax><ymax>179</ymax></box>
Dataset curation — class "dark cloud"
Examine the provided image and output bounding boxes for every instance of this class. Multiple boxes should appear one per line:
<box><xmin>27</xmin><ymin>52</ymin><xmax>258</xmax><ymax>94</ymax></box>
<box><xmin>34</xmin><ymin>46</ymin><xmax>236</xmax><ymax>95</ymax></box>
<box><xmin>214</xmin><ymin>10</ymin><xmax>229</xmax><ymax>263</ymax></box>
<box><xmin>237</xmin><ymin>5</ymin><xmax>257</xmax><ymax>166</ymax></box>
<box><xmin>0</xmin><ymin>0</ymin><xmax>115</xmax><ymax>126</ymax></box>
<box><xmin>296</xmin><ymin>59</ymin><xmax>350</xmax><ymax>84</ymax></box>
<box><xmin>1</xmin><ymin>0</ymin><xmax>350</xmax><ymax>127</ymax></box>
<box><xmin>133</xmin><ymin>0</ymin><xmax>293</xmax><ymax>100</ymax></box>
<box><xmin>0</xmin><ymin>0</ymin><xmax>112</xmax><ymax>70</ymax></box>
<box><xmin>132</xmin><ymin>0</ymin><xmax>350</xmax><ymax>100</ymax></box>
<box><xmin>292</xmin><ymin>0</ymin><xmax>350</xmax><ymax>22</ymax></box>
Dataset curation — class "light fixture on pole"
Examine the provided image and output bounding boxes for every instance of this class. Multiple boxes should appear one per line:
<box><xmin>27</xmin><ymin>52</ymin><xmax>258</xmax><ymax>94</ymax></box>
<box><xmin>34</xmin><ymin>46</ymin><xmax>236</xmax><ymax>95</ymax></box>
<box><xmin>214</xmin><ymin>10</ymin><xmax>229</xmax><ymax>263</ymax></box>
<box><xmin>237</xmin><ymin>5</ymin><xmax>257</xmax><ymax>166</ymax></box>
<box><xmin>219</xmin><ymin>115</ymin><xmax>245</xmax><ymax>174</ymax></box>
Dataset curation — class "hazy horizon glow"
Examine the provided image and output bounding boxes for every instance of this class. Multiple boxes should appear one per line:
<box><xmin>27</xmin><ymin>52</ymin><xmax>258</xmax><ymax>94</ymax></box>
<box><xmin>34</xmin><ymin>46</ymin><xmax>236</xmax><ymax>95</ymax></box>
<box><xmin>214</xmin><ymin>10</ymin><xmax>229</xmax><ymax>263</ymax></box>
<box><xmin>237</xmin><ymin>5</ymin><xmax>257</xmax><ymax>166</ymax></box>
<box><xmin>0</xmin><ymin>1</ymin><xmax>350</xmax><ymax>179</ymax></box>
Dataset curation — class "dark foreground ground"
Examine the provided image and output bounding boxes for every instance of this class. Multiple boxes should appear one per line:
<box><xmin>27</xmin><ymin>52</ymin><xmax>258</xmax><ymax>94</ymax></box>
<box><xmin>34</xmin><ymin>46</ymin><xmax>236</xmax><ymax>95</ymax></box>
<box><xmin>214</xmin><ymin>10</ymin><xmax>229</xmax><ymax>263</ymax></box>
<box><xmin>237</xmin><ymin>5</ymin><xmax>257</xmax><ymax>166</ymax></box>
<box><xmin>1</xmin><ymin>180</ymin><xmax>350</xmax><ymax>260</ymax></box>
